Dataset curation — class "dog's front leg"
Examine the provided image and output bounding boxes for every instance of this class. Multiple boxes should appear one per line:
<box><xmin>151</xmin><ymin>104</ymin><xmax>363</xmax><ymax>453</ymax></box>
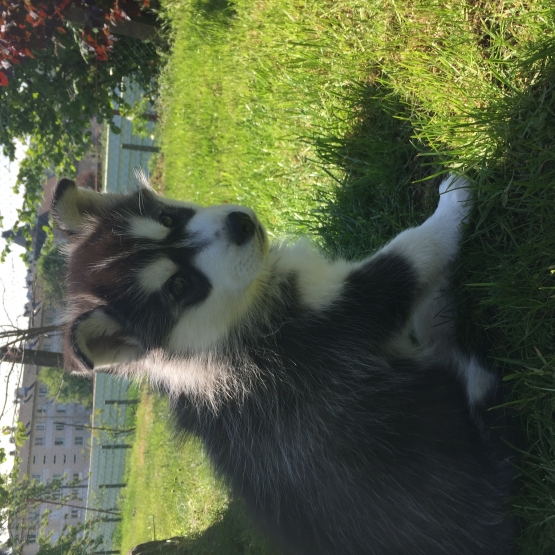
<box><xmin>345</xmin><ymin>176</ymin><xmax>472</xmax><ymax>346</ymax></box>
<box><xmin>380</xmin><ymin>174</ymin><xmax>472</xmax><ymax>290</ymax></box>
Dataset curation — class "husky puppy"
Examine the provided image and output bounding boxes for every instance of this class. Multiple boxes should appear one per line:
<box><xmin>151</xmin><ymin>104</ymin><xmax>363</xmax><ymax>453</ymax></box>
<box><xmin>52</xmin><ymin>175</ymin><xmax>513</xmax><ymax>555</ymax></box>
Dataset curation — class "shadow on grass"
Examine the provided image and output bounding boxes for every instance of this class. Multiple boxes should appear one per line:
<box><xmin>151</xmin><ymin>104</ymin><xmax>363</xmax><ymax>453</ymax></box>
<box><xmin>307</xmin><ymin>81</ymin><xmax>440</xmax><ymax>261</ymax></box>
<box><xmin>453</xmin><ymin>54</ymin><xmax>555</xmax><ymax>359</ymax></box>
<box><xmin>127</xmin><ymin>499</ymin><xmax>276</xmax><ymax>555</ymax></box>
<box><xmin>451</xmin><ymin>54</ymin><xmax>555</xmax><ymax>555</ymax></box>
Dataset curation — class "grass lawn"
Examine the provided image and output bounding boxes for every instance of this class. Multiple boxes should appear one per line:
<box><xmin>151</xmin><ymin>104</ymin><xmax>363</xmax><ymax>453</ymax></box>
<box><xmin>117</xmin><ymin>389</ymin><xmax>276</xmax><ymax>554</ymax></box>
<box><xmin>118</xmin><ymin>1</ymin><xmax>555</xmax><ymax>553</ymax></box>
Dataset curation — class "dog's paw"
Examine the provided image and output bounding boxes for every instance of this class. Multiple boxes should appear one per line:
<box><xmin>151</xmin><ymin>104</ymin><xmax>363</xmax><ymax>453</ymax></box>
<box><xmin>437</xmin><ymin>174</ymin><xmax>472</xmax><ymax>223</ymax></box>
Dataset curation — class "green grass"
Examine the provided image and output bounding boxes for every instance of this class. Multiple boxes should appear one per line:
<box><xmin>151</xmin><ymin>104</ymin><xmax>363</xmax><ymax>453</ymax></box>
<box><xmin>117</xmin><ymin>389</ymin><xmax>276</xmax><ymax>555</ymax></box>
<box><xmin>116</xmin><ymin>0</ymin><xmax>555</xmax><ymax>553</ymax></box>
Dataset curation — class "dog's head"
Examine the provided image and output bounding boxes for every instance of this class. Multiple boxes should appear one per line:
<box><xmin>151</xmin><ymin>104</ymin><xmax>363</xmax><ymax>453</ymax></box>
<box><xmin>52</xmin><ymin>179</ymin><xmax>268</xmax><ymax>373</ymax></box>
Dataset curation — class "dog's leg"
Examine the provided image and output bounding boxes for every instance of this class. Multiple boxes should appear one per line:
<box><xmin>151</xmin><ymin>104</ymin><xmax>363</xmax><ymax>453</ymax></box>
<box><xmin>349</xmin><ymin>175</ymin><xmax>472</xmax><ymax>349</ymax></box>
<box><xmin>380</xmin><ymin>176</ymin><xmax>498</xmax><ymax>403</ymax></box>
<box><xmin>411</xmin><ymin>276</ymin><xmax>457</xmax><ymax>349</ymax></box>
<box><xmin>384</xmin><ymin>177</ymin><xmax>497</xmax><ymax>406</ymax></box>
<box><xmin>411</xmin><ymin>278</ymin><xmax>498</xmax><ymax>406</ymax></box>
<box><xmin>380</xmin><ymin>174</ymin><xmax>472</xmax><ymax>290</ymax></box>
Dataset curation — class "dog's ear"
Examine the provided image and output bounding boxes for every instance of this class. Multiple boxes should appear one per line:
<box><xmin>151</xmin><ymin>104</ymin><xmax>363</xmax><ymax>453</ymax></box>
<box><xmin>51</xmin><ymin>179</ymin><xmax>120</xmax><ymax>234</ymax></box>
<box><xmin>68</xmin><ymin>308</ymin><xmax>144</xmax><ymax>372</ymax></box>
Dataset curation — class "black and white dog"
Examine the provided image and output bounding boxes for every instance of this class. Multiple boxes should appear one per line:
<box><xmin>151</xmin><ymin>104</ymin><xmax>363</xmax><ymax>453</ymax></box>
<box><xmin>52</xmin><ymin>175</ymin><xmax>513</xmax><ymax>555</ymax></box>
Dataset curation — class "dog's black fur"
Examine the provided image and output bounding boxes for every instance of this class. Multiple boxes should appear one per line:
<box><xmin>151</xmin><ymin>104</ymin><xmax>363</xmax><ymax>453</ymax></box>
<box><xmin>174</xmin><ymin>254</ymin><xmax>513</xmax><ymax>555</ymax></box>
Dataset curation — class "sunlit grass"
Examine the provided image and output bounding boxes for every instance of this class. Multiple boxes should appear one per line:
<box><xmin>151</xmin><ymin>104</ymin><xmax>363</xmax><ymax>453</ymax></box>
<box><xmin>118</xmin><ymin>389</ymin><xmax>276</xmax><ymax>554</ymax></box>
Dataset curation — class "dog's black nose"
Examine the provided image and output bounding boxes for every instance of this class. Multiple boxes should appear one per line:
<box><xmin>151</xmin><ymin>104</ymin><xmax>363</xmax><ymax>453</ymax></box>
<box><xmin>226</xmin><ymin>211</ymin><xmax>256</xmax><ymax>245</ymax></box>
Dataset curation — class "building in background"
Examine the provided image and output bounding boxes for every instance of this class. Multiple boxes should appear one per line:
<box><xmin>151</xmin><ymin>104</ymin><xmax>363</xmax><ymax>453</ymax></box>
<box><xmin>15</xmin><ymin>373</ymin><xmax>92</xmax><ymax>554</ymax></box>
<box><xmin>10</xmin><ymin>271</ymin><xmax>93</xmax><ymax>553</ymax></box>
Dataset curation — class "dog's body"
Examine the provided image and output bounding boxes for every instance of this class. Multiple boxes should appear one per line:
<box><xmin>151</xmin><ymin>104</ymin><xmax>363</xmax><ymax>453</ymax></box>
<box><xmin>52</xmin><ymin>176</ymin><xmax>513</xmax><ymax>555</ymax></box>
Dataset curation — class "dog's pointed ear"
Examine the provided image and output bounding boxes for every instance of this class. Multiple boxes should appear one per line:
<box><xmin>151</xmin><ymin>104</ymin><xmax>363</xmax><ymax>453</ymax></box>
<box><xmin>68</xmin><ymin>308</ymin><xmax>144</xmax><ymax>372</ymax></box>
<box><xmin>51</xmin><ymin>179</ymin><xmax>118</xmax><ymax>234</ymax></box>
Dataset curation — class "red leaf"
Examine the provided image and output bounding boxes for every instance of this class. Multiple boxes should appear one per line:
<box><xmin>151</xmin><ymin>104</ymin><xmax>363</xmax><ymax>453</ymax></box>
<box><xmin>0</xmin><ymin>71</ymin><xmax>8</xmax><ymax>86</ymax></box>
<box><xmin>24</xmin><ymin>48</ymin><xmax>34</xmax><ymax>58</ymax></box>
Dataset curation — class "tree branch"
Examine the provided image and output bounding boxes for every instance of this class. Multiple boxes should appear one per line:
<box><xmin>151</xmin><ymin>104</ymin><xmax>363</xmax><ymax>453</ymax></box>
<box><xmin>0</xmin><ymin>346</ymin><xmax>64</xmax><ymax>368</ymax></box>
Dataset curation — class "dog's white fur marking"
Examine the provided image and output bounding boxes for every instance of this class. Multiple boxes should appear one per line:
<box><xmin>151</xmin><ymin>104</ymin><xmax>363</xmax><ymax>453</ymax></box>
<box><xmin>457</xmin><ymin>355</ymin><xmax>498</xmax><ymax>406</ymax></box>
<box><xmin>137</xmin><ymin>258</ymin><xmax>178</xmax><ymax>294</ymax></box>
<box><xmin>187</xmin><ymin>204</ymin><xmax>258</xmax><ymax>243</ymax></box>
<box><xmin>129</xmin><ymin>216</ymin><xmax>171</xmax><ymax>240</ymax></box>
<box><xmin>270</xmin><ymin>240</ymin><xmax>352</xmax><ymax>310</ymax></box>
<box><xmin>167</xmin><ymin>279</ymin><xmax>265</xmax><ymax>353</ymax></box>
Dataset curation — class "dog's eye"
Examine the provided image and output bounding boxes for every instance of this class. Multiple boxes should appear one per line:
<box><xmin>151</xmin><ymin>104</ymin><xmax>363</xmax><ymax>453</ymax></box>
<box><xmin>170</xmin><ymin>276</ymin><xmax>188</xmax><ymax>298</ymax></box>
<box><xmin>160</xmin><ymin>215</ymin><xmax>173</xmax><ymax>228</ymax></box>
